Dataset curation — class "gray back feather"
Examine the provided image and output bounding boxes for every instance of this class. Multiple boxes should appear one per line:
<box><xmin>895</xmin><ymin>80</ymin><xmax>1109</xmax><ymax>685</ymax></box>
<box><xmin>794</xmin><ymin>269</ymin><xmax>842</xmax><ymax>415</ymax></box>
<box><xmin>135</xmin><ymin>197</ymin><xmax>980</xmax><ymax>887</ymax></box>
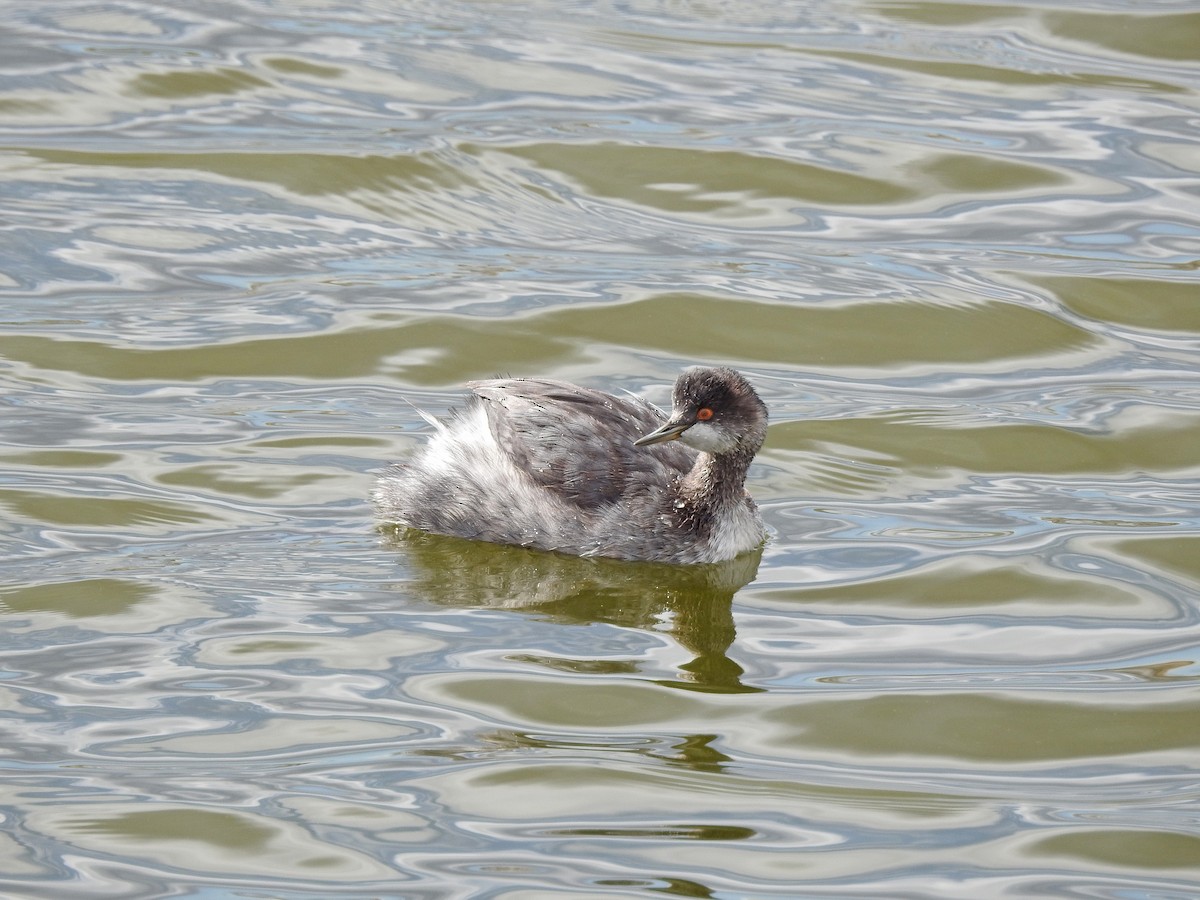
<box><xmin>469</xmin><ymin>378</ymin><xmax>695</xmax><ymax>508</ymax></box>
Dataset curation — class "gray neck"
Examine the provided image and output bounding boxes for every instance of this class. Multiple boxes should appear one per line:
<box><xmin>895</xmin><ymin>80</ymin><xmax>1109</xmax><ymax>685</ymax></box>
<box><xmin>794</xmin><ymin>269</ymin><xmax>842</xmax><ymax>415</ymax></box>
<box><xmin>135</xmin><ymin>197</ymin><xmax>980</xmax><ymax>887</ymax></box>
<box><xmin>681</xmin><ymin>447</ymin><xmax>754</xmax><ymax>511</ymax></box>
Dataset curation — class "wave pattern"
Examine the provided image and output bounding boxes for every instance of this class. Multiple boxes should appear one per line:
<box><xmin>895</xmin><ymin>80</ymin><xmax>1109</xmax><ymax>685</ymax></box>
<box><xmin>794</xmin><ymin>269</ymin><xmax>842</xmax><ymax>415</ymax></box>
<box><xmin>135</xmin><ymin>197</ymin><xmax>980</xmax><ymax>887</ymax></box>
<box><xmin>2</xmin><ymin>0</ymin><xmax>1199</xmax><ymax>897</ymax></box>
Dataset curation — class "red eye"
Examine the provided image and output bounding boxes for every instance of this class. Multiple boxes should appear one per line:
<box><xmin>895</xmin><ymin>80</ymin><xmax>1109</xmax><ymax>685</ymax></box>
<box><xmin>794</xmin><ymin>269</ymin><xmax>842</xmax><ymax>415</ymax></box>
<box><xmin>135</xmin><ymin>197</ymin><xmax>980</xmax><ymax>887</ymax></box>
<box><xmin>696</xmin><ymin>407</ymin><xmax>714</xmax><ymax>421</ymax></box>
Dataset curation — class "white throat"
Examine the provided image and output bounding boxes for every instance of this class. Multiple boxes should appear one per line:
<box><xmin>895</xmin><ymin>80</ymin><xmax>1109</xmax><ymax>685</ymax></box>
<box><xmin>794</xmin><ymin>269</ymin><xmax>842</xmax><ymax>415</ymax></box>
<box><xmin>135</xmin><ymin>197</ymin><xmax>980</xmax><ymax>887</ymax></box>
<box><xmin>679</xmin><ymin>422</ymin><xmax>733</xmax><ymax>454</ymax></box>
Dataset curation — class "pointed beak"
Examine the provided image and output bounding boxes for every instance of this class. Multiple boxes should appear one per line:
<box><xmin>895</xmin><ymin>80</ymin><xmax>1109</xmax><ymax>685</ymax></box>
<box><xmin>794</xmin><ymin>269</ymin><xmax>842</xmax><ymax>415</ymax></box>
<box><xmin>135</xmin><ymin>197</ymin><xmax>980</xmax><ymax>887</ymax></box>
<box><xmin>633</xmin><ymin>417</ymin><xmax>692</xmax><ymax>446</ymax></box>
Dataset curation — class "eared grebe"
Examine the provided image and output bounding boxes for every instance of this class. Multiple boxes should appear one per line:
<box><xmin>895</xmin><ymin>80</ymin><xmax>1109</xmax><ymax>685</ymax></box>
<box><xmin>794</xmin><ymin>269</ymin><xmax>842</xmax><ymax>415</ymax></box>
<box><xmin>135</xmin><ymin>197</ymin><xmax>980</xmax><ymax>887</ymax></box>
<box><xmin>373</xmin><ymin>366</ymin><xmax>767</xmax><ymax>564</ymax></box>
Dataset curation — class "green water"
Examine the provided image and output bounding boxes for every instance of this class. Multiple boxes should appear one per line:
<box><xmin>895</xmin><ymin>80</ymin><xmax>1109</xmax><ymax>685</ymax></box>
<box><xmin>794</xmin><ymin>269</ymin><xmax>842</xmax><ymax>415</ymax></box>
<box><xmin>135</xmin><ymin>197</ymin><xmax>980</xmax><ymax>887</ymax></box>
<box><xmin>1</xmin><ymin>1</ymin><xmax>1198</xmax><ymax>897</ymax></box>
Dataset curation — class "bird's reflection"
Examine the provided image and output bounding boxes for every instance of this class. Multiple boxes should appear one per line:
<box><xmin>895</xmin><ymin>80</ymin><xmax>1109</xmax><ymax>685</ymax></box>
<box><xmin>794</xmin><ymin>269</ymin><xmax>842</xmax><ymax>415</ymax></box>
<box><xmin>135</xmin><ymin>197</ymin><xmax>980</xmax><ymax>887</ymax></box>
<box><xmin>381</xmin><ymin>527</ymin><xmax>762</xmax><ymax>693</ymax></box>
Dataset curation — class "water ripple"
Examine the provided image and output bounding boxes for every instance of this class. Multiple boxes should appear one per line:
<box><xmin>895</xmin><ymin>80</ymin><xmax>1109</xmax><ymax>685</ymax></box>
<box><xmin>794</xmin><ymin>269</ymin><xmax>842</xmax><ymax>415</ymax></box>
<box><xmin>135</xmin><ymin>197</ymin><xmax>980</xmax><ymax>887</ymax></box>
<box><xmin>2</xmin><ymin>0</ymin><xmax>1199</xmax><ymax>897</ymax></box>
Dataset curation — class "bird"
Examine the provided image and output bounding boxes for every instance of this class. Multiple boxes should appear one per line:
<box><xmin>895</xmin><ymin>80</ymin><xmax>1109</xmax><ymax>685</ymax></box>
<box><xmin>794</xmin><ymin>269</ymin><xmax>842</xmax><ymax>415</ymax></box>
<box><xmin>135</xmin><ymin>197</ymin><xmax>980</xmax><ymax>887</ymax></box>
<box><xmin>373</xmin><ymin>366</ymin><xmax>767</xmax><ymax>564</ymax></box>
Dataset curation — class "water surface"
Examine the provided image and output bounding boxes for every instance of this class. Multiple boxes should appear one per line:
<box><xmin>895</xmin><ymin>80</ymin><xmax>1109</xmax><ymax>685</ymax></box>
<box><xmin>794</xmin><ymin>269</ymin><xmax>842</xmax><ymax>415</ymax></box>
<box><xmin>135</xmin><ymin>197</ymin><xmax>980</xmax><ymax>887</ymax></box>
<box><xmin>2</xmin><ymin>1</ymin><xmax>1199</xmax><ymax>897</ymax></box>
